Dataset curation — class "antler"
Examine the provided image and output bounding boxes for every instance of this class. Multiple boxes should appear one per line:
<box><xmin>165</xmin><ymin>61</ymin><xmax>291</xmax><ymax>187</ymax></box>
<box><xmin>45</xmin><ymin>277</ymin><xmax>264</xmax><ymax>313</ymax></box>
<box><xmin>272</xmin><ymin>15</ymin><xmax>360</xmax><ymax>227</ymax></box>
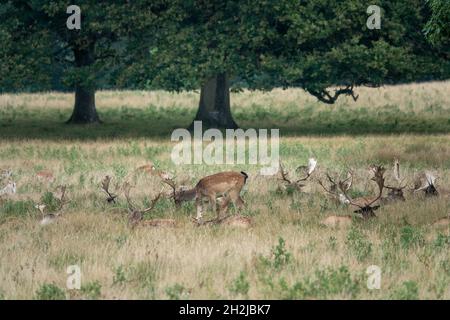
<box><xmin>142</xmin><ymin>192</ymin><xmax>163</xmax><ymax>213</ymax></box>
<box><xmin>123</xmin><ymin>182</ymin><xmax>136</xmax><ymax>212</ymax></box>
<box><xmin>339</xmin><ymin>166</ymin><xmax>384</xmax><ymax>210</ymax></box>
<box><xmin>385</xmin><ymin>159</ymin><xmax>407</xmax><ymax>190</ymax></box>
<box><xmin>56</xmin><ymin>185</ymin><xmax>69</xmax><ymax>212</ymax></box>
<box><xmin>279</xmin><ymin>162</ymin><xmax>292</xmax><ymax>184</ymax></box>
<box><xmin>296</xmin><ymin>158</ymin><xmax>317</xmax><ymax>182</ymax></box>
<box><xmin>162</xmin><ymin>177</ymin><xmax>178</xmax><ymax>199</ymax></box>
<box><xmin>366</xmin><ymin>165</ymin><xmax>385</xmax><ymax>207</ymax></box>
<box><xmin>101</xmin><ymin>175</ymin><xmax>118</xmax><ymax>203</ymax></box>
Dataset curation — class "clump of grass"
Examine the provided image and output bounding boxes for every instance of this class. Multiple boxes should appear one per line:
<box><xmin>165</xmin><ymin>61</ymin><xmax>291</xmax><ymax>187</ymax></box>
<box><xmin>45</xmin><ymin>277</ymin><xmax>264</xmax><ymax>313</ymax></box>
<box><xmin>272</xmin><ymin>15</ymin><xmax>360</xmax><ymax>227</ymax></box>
<box><xmin>229</xmin><ymin>271</ymin><xmax>250</xmax><ymax>297</ymax></box>
<box><xmin>346</xmin><ymin>227</ymin><xmax>372</xmax><ymax>261</ymax></box>
<box><xmin>390</xmin><ymin>281</ymin><xmax>419</xmax><ymax>300</ymax></box>
<box><xmin>35</xmin><ymin>283</ymin><xmax>66</xmax><ymax>300</ymax></box>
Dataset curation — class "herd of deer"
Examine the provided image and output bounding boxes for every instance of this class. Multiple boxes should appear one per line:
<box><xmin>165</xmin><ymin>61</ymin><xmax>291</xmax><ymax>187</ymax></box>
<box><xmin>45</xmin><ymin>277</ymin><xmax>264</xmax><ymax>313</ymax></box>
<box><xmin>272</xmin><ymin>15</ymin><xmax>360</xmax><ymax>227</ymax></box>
<box><xmin>0</xmin><ymin>159</ymin><xmax>449</xmax><ymax>229</ymax></box>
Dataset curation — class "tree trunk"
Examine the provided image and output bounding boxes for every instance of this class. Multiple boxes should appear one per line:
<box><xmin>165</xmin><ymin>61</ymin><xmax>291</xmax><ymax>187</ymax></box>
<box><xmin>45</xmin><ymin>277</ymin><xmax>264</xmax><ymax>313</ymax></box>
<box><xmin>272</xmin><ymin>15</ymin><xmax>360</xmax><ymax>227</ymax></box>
<box><xmin>66</xmin><ymin>44</ymin><xmax>100</xmax><ymax>124</ymax></box>
<box><xmin>189</xmin><ymin>73</ymin><xmax>238</xmax><ymax>129</ymax></box>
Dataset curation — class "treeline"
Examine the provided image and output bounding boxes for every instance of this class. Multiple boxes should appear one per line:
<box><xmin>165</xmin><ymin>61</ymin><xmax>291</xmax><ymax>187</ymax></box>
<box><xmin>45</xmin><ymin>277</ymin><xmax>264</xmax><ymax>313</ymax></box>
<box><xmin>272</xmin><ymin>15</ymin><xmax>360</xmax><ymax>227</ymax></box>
<box><xmin>0</xmin><ymin>0</ymin><xmax>449</xmax><ymax>128</ymax></box>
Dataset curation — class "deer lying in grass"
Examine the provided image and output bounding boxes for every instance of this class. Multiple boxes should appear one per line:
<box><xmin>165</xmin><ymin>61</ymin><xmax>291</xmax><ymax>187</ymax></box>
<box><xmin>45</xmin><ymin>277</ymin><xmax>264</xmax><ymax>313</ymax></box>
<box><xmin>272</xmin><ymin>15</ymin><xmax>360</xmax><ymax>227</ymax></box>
<box><xmin>123</xmin><ymin>182</ymin><xmax>175</xmax><ymax>228</ymax></box>
<box><xmin>338</xmin><ymin>165</ymin><xmax>386</xmax><ymax>219</ymax></box>
<box><xmin>413</xmin><ymin>171</ymin><xmax>439</xmax><ymax>197</ymax></box>
<box><xmin>318</xmin><ymin>171</ymin><xmax>352</xmax><ymax>205</ymax></box>
<box><xmin>38</xmin><ymin>185</ymin><xmax>69</xmax><ymax>226</ymax></box>
<box><xmin>163</xmin><ymin>171</ymin><xmax>248</xmax><ymax>224</ymax></box>
<box><xmin>101</xmin><ymin>175</ymin><xmax>118</xmax><ymax>203</ymax></box>
<box><xmin>382</xmin><ymin>159</ymin><xmax>406</xmax><ymax>204</ymax></box>
<box><xmin>278</xmin><ymin>158</ymin><xmax>317</xmax><ymax>192</ymax></box>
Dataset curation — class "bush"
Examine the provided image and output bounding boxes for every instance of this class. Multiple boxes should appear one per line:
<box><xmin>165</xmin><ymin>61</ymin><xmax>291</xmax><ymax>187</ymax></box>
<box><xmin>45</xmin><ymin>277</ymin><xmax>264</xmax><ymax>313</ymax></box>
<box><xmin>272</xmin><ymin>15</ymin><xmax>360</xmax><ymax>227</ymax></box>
<box><xmin>229</xmin><ymin>271</ymin><xmax>250</xmax><ymax>296</ymax></box>
<box><xmin>390</xmin><ymin>281</ymin><xmax>419</xmax><ymax>300</ymax></box>
<box><xmin>165</xmin><ymin>283</ymin><xmax>188</xmax><ymax>300</ymax></box>
<box><xmin>81</xmin><ymin>281</ymin><xmax>102</xmax><ymax>300</ymax></box>
<box><xmin>35</xmin><ymin>283</ymin><xmax>66</xmax><ymax>300</ymax></box>
<box><xmin>278</xmin><ymin>266</ymin><xmax>360</xmax><ymax>299</ymax></box>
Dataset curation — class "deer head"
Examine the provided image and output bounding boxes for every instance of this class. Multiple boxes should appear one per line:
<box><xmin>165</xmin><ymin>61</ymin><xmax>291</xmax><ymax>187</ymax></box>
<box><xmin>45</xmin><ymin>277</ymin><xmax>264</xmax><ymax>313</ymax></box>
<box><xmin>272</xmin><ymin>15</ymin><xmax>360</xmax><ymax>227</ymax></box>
<box><xmin>339</xmin><ymin>165</ymin><xmax>385</xmax><ymax>219</ymax></box>
<box><xmin>413</xmin><ymin>171</ymin><xmax>439</xmax><ymax>197</ymax></box>
<box><xmin>318</xmin><ymin>171</ymin><xmax>352</xmax><ymax>205</ymax></box>
<box><xmin>162</xmin><ymin>177</ymin><xmax>196</xmax><ymax>207</ymax></box>
<box><xmin>123</xmin><ymin>182</ymin><xmax>163</xmax><ymax>228</ymax></box>
<box><xmin>383</xmin><ymin>159</ymin><xmax>406</xmax><ymax>202</ymax></box>
<box><xmin>279</xmin><ymin>158</ymin><xmax>317</xmax><ymax>191</ymax></box>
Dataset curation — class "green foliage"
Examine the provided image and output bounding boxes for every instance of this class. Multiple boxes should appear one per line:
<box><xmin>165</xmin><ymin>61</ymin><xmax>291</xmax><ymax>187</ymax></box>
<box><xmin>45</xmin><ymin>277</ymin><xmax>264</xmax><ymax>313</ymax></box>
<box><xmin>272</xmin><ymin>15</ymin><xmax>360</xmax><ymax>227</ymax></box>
<box><xmin>0</xmin><ymin>199</ymin><xmax>35</xmax><ymax>221</ymax></box>
<box><xmin>278</xmin><ymin>266</ymin><xmax>360</xmax><ymax>299</ymax></box>
<box><xmin>35</xmin><ymin>283</ymin><xmax>66</xmax><ymax>300</ymax></box>
<box><xmin>272</xmin><ymin>237</ymin><xmax>291</xmax><ymax>270</ymax></box>
<box><xmin>165</xmin><ymin>283</ymin><xmax>188</xmax><ymax>300</ymax></box>
<box><xmin>433</xmin><ymin>233</ymin><xmax>450</xmax><ymax>249</ymax></box>
<box><xmin>346</xmin><ymin>227</ymin><xmax>372</xmax><ymax>261</ymax></box>
<box><xmin>390</xmin><ymin>281</ymin><xmax>419</xmax><ymax>300</ymax></box>
<box><xmin>229</xmin><ymin>271</ymin><xmax>250</xmax><ymax>296</ymax></box>
<box><xmin>80</xmin><ymin>281</ymin><xmax>102</xmax><ymax>300</ymax></box>
<box><xmin>424</xmin><ymin>0</ymin><xmax>450</xmax><ymax>47</ymax></box>
<box><xmin>400</xmin><ymin>226</ymin><xmax>425</xmax><ymax>250</ymax></box>
<box><xmin>113</xmin><ymin>265</ymin><xmax>127</xmax><ymax>286</ymax></box>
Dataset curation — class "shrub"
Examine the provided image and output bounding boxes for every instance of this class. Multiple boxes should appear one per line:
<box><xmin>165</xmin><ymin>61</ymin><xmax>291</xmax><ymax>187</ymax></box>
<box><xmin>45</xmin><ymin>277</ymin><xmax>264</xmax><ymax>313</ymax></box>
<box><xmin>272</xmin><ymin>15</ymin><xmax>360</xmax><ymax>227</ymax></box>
<box><xmin>165</xmin><ymin>283</ymin><xmax>188</xmax><ymax>300</ymax></box>
<box><xmin>81</xmin><ymin>281</ymin><xmax>101</xmax><ymax>300</ymax></box>
<box><xmin>35</xmin><ymin>283</ymin><xmax>66</xmax><ymax>300</ymax></box>
<box><xmin>229</xmin><ymin>271</ymin><xmax>250</xmax><ymax>296</ymax></box>
<box><xmin>390</xmin><ymin>281</ymin><xmax>419</xmax><ymax>300</ymax></box>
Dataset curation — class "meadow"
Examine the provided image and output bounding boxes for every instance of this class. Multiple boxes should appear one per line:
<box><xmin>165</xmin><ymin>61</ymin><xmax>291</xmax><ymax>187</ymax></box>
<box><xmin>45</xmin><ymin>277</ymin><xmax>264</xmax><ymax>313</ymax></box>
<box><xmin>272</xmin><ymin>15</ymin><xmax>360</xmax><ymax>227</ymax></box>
<box><xmin>0</xmin><ymin>81</ymin><xmax>449</xmax><ymax>299</ymax></box>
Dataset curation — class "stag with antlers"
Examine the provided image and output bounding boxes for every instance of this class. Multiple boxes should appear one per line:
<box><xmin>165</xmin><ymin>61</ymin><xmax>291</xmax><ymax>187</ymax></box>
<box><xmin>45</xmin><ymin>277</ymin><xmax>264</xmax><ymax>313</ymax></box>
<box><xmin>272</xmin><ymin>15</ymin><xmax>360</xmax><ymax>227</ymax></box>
<box><xmin>317</xmin><ymin>171</ymin><xmax>352</xmax><ymax>205</ymax></box>
<box><xmin>101</xmin><ymin>175</ymin><xmax>118</xmax><ymax>203</ymax></box>
<box><xmin>338</xmin><ymin>165</ymin><xmax>386</xmax><ymax>219</ymax></box>
<box><xmin>278</xmin><ymin>158</ymin><xmax>317</xmax><ymax>192</ymax></box>
<box><xmin>382</xmin><ymin>159</ymin><xmax>407</xmax><ymax>203</ymax></box>
<box><xmin>123</xmin><ymin>182</ymin><xmax>164</xmax><ymax>228</ymax></box>
<box><xmin>413</xmin><ymin>171</ymin><xmax>439</xmax><ymax>197</ymax></box>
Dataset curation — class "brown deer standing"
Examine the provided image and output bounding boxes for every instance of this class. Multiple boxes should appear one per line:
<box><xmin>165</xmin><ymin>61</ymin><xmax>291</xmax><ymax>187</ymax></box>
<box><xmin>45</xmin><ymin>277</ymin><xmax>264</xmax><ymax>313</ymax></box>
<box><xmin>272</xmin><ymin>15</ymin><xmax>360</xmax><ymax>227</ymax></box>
<box><xmin>163</xmin><ymin>171</ymin><xmax>248</xmax><ymax>224</ymax></box>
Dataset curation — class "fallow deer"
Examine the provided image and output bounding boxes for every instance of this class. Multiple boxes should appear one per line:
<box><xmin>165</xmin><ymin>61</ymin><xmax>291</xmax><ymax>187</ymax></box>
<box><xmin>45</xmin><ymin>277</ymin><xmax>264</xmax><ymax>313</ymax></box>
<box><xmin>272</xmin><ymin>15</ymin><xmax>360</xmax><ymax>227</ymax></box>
<box><xmin>122</xmin><ymin>182</ymin><xmax>170</xmax><ymax>228</ymax></box>
<box><xmin>38</xmin><ymin>185</ymin><xmax>69</xmax><ymax>226</ymax></box>
<box><xmin>413</xmin><ymin>171</ymin><xmax>439</xmax><ymax>197</ymax></box>
<box><xmin>278</xmin><ymin>158</ymin><xmax>317</xmax><ymax>192</ymax></box>
<box><xmin>317</xmin><ymin>171</ymin><xmax>352</xmax><ymax>205</ymax></box>
<box><xmin>101</xmin><ymin>175</ymin><xmax>118</xmax><ymax>203</ymax></box>
<box><xmin>163</xmin><ymin>171</ymin><xmax>248</xmax><ymax>224</ymax></box>
<box><xmin>339</xmin><ymin>165</ymin><xmax>386</xmax><ymax>219</ymax></box>
<box><xmin>382</xmin><ymin>159</ymin><xmax>407</xmax><ymax>204</ymax></box>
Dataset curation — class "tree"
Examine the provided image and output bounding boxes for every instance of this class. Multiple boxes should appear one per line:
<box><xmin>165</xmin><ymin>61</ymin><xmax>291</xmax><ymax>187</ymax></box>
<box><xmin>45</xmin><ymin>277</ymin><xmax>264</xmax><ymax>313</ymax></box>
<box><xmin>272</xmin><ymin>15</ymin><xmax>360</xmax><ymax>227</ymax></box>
<box><xmin>424</xmin><ymin>0</ymin><xmax>450</xmax><ymax>50</ymax></box>
<box><xmin>147</xmin><ymin>0</ymin><xmax>450</xmax><ymax>129</ymax></box>
<box><xmin>2</xmin><ymin>0</ymin><xmax>168</xmax><ymax>124</ymax></box>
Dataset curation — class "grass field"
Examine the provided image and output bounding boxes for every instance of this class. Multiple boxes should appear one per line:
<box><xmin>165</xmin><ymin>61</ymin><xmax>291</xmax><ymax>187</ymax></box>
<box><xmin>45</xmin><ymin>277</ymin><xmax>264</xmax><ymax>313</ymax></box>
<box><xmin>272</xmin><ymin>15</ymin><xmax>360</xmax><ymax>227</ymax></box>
<box><xmin>0</xmin><ymin>82</ymin><xmax>449</xmax><ymax>300</ymax></box>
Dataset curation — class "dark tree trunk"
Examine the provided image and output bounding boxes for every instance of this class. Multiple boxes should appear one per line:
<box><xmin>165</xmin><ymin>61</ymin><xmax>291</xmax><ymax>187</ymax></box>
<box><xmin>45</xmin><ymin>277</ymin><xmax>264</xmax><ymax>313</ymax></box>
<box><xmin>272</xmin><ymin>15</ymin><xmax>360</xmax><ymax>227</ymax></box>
<box><xmin>66</xmin><ymin>43</ymin><xmax>100</xmax><ymax>124</ymax></box>
<box><xmin>189</xmin><ymin>73</ymin><xmax>238</xmax><ymax>129</ymax></box>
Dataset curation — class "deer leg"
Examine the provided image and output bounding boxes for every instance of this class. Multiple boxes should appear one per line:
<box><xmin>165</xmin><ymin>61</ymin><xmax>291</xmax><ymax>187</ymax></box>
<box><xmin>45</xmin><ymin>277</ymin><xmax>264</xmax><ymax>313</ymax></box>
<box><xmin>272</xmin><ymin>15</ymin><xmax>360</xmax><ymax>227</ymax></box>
<box><xmin>195</xmin><ymin>196</ymin><xmax>203</xmax><ymax>223</ymax></box>
<box><xmin>218</xmin><ymin>195</ymin><xmax>231</xmax><ymax>218</ymax></box>
<box><xmin>229</xmin><ymin>189</ymin><xmax>244</xmax><ymax>212</ymax></box>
